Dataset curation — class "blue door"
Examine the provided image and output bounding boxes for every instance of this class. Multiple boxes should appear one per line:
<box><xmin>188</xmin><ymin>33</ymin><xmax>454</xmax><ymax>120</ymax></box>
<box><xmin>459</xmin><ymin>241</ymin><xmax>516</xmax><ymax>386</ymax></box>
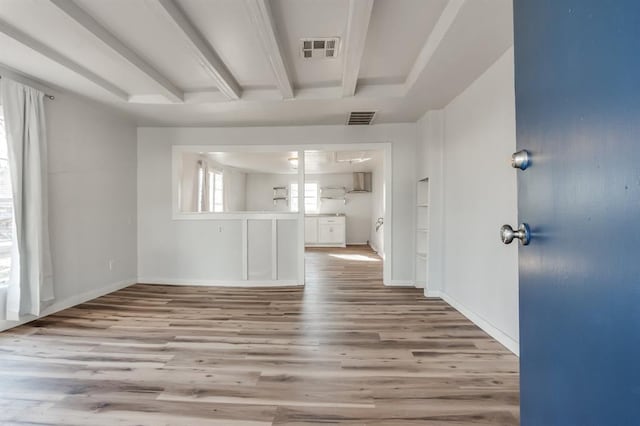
<box><xmin>514</xmin><ymin>1</ymin><xmax>640</xmax><ymax>424</ymax></box>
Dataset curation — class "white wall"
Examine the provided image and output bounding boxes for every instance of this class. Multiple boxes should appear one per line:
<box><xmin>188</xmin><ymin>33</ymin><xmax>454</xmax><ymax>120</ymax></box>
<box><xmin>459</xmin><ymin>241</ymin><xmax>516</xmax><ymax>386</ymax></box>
<box><xmin>417</xmin><ymin>47</ymin><xmax>519</xmax><ymax>354</ymax></box>
<box><xmin>138</xmin><ymin>124</ymin><xmax>416</xmax><ymax>284</ymax></box>
<box><xmin>245</xmin><ymin>173</ymin><xmax>295</xmax><ymax>212</ymax></box>
<box><xmin>1</xmin><ymin>89</ymin><xmax>138</xmax><ymax>331</ymax></box>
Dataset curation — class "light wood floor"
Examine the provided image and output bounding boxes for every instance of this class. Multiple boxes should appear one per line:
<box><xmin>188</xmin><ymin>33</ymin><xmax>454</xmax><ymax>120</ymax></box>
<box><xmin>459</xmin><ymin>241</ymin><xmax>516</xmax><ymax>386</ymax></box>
<box><xmin>0</xmin><ymin>245</ymin><xmax>519</xmax><ymax>425</ymax></box>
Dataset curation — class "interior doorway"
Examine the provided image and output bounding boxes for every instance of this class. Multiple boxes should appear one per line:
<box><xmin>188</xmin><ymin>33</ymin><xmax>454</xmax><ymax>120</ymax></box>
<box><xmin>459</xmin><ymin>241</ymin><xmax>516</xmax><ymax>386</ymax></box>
<box><xmin>301</xmin><ymin>148</ymin><xmax>387</xmax><ymax>283</ymax></box>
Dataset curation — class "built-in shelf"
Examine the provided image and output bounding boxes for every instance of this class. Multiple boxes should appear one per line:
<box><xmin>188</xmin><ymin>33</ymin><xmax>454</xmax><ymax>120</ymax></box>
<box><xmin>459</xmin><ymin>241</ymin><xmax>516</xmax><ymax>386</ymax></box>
<box><xmin>320</xmin><ymin>186</ymin><xmax>347</xmax><ymax>204</ymax></box>
<box><xmin>273</xmin><ymin>186</ymin><xmax>289</xmax><ymax>205</ymax></box>
<box><xmin>416</xmin><ymin>178</ymin><xmax>430</xmax><ymax>288</ymax></box>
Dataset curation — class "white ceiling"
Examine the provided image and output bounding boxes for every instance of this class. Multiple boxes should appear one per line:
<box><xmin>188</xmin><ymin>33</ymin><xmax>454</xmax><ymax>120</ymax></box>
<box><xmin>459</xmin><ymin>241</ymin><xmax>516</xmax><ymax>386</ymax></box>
<box><xmin>206</xmin><ymin>150</ymin><xmax>381</xmax><ymax>174</ymax></box>
<box><xmin>0</xmin><ymin>0</ymin><xmax>513</xmax><ymax>126</ymax></box>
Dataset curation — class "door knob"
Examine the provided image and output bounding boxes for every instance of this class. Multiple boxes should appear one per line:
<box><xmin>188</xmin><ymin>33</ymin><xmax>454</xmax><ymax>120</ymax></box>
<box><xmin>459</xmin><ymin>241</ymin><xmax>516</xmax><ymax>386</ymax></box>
<box><xmin>511</xmin><ymin>150</ymin><xmax>531</xmax><ymax>170</ymax></box>
<box><xmin>500</xmin><ymin>223</ymin><xmax>531</xmax><ymax>245</ymax></box>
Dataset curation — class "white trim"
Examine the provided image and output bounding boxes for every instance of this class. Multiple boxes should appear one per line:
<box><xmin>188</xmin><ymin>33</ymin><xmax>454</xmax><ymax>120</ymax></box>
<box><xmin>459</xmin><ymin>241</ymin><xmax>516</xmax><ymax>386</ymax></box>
<box><xmin>0</xmin><ymin>20</ymin><xmax>129</xmax><ymax>101</ymax></box>
<box><xmin>383</xmin><ymin>143</ymin><xmax>393</xmax><ymax>285</ymax></box>
<box><xmin>138</xmin><ymin>278</ymin><xmax>302</xmax><ymax>287</ymax></box>
<box><xmin>241</xmin><ymin>219</ymin><xmax>248</xmax><ymax>280</ymax></box>
<box><xmin>156</xmin><ymin>0</ymin><xmax>241</xmax><ymax>100</ymax></box>
<box><xmin>341</xmin><ymin>0</ymin><xmax>374</xmax><ymax>97</ymax></box>
<box><xmin>0</xmin><ymin>278</ymin><xmax>136</xmax><ymax>332</ymax></box>
<box><xmin>297</xmin><ymin>150</ymin><xmax>306</xmax><ymax>285</ymax></box>
<box><xmin>173</xmin><ymin>212</ymin><xmax>298</xmax><ymax>221</ymax></box>
<box><xmin>431</xmin><ymin>290</ymin><xmax>520</xmax><ymax>356</ymax></box>
<box><xmin>385</xmin><ymin>280</ymin><xmax>415</xmax><ymax>287</ymax></box>
<box><xmin>50</xmin><ymin>0</ymin><xmax>183</xmax><ymax>103</ymax></box>
<box><xmin>271</xmin><ymin>218</ymin><xmax>278</xmax><ymax>280</ymax></box>
<box><xmin>244</xmin><ymin>0</ymin><xmax>294</xmax><ymax>99</ymax></box>
<box><xmin>172</xmin><ymin>143</ymin><xmax>391</xmax><ymax>285</ymax></box>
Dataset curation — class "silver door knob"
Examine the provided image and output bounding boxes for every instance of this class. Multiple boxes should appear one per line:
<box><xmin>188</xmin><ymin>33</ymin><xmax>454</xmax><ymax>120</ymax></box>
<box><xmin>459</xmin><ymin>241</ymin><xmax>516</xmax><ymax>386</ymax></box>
<box><xmin>500</xmin><ymin>223</ymin><xmax>531</xmax><ymax>245</ymax></box>
<box><xmin>511</xmin><ymin>150</ymin><xmax>531</xmax><ymax>170</ymax></box>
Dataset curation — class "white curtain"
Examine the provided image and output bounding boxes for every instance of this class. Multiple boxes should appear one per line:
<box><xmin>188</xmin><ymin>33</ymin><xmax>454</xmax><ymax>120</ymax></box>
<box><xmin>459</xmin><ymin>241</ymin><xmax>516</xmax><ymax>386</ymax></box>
<box><xmin>194</xmin><ymin>158</ymin><xmax>210</xmax><ymax>212</ymax></box>
<box><xmin>0</xmin><ymin>78</ymin><xmax>53</xmax><ymax>320</ymax></box>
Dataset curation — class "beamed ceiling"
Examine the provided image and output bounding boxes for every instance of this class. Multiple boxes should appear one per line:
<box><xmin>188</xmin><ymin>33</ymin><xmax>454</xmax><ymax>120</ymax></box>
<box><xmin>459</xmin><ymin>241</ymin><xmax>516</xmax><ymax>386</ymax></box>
<box><xmin>0</xmin><ymin>0</ymin><xmax>513</xmax><ymax>126</ymax></box>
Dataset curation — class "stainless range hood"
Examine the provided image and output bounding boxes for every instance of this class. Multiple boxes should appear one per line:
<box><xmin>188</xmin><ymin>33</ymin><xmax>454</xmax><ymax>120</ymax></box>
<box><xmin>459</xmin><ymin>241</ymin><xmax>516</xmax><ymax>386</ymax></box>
<box><xmin>350</xmin><ymin>172</ymin><xmax>372</xmax><ymax>193</ymax></box>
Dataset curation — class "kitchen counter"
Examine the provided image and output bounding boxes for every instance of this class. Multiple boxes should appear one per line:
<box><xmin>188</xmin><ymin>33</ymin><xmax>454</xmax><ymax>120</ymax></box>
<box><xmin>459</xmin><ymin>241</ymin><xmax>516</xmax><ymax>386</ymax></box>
<box><xmin>304</xmin><ymin>213</ymin><xmax>346</xmax><ymax>217</ymax></box>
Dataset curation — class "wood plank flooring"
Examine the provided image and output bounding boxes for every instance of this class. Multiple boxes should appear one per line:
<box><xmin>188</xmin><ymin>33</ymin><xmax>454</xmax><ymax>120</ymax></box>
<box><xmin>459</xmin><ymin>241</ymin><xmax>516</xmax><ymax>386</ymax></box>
<box><xmin>0</xmin><ymin>245</ymin><xmax>519</xmax><ymax>425</ymax></box>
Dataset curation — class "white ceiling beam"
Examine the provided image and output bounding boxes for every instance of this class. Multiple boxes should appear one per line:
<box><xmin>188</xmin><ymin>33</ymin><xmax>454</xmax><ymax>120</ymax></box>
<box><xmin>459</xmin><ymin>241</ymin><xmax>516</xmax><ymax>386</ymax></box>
<box><xmin>181</xmin><ymin>82</ymin><xmax>403</xmax><ymax>104</ymax></box>
<box><xmin>50</xmin><ymin>0</ymin><xmax>183</xmax><ymax>103</ymax></box>
<box><xmin>0</xmin><ymin>19</ymin><xmax>129</xmax><ymax>101</ymax></box>
<box><xmin>244</xmin><ymin>0</ymin><xmax>294</xmax><ymax>99</ymax></box>
<box><xmin>341</xmin><ymin>0</ymin><xmax>374</xmax><ymax>97</ymax></box>
<box><xmin>404</xmin><ymin>0</ymin><xmax>466</xmax><ymax>93</ymax></box>
<box><xmin>156</xmin><ymin>0</ymin><xmax>241</xmax><ymax>100</ymax></box>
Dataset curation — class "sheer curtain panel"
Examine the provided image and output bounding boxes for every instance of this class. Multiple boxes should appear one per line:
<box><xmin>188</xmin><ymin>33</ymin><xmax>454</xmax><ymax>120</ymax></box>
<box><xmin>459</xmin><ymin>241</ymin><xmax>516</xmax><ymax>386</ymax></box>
<box><xmin>0</xmin><ymin>78</ymin><xmax>53</xmax><ymax>320</ymax></box>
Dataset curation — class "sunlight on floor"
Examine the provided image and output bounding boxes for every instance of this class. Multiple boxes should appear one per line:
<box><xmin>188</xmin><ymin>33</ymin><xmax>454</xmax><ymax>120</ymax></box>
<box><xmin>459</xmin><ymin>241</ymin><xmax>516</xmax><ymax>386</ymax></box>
<box><xmin>328</xmin><ymin>253</ymin><xmax>380</xmax><ymax>262</ymax></box>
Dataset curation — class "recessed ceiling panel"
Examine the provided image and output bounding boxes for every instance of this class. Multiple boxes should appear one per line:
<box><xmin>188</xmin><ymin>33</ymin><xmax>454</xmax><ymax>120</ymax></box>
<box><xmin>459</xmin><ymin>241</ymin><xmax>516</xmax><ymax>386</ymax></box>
<box><xmin>177</xmin><ymin>0</ymin><xmax>277</xmax><ymax>89</ymax></box>
<box><xmin>0</xmin><ymin>34</ymin><xmax>118</xmax><ymax>101</ymax></box>
<box><xmin>270</xmin><ymin>0</ymin><xmax>348</xmax><ymax>88</ymax></box>
<box><xmin>0</xmin><ymin>0</ymin><xmax>164</xmax><ymax>96</ymax></box>
<box><xmin>74</xmin><ymin>0</ymin><xmax>214</xmax><ymax>92</ymax></box>
<box><xmin>359</xmin><ymin>0</ymin><xmax>449</xmax><ymax>85</ymax></box>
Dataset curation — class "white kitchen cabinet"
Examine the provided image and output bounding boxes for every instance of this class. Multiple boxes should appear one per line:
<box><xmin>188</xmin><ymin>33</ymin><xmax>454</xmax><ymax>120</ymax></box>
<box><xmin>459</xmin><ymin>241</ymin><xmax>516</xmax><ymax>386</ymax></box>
<box><xmin>304</xmin><ymin>217</ymin><xmax>318</xmax><ymax>244</ymax></box>
<box><xmin>305</xmin><ymin>216</ymin><xmax>346</xmax><ymax>247</ymax></box>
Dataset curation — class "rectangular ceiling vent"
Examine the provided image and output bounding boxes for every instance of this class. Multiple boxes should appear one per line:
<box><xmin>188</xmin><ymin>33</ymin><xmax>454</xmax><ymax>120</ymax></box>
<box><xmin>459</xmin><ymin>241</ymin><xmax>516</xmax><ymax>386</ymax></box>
<box><xmin>347</xmin><ymin>111</ymin><xmax>376</xmax><ymax>126</ymax></box>
<box><xmin>300</xmin><ymin>37</ymin><xmax>340</xmax><ymax>59</ymax></box>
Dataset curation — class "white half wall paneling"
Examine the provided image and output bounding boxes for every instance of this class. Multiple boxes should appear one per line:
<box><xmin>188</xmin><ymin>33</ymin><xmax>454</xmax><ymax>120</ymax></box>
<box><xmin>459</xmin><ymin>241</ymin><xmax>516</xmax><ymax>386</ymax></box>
<box><xmin>277</xmin><ymin>218</ymin><xmax>298</xmax><ymax>281</ymax></box>
<box><xmin>248</xmin><ymin>219</ymin><xmax>273</xmax><ymax>280</ymax></box>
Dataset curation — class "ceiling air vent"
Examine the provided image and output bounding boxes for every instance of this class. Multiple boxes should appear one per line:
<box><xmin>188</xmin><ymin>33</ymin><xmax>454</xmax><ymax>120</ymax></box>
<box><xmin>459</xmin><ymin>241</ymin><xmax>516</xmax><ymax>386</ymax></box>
<box><xmin>347</xmin><ymin>111</ymin><xmax>376</xmax><ymax>126</ymax></box>
<box><xmin>300</xmin><ymin>37</ymin><xmax>340</xmax><ymax>59</ymax></box>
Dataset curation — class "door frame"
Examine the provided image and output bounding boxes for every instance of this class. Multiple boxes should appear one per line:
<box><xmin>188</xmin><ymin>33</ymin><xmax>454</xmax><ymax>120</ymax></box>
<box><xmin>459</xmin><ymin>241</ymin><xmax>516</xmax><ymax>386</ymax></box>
<box><xmin>300</xmin><ymin>142</ymin><xmax>392</xmax><ymax>286</ymax></box>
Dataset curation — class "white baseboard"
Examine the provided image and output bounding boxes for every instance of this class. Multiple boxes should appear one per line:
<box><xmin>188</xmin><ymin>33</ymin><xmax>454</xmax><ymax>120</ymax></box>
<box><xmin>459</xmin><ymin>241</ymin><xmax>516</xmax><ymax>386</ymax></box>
<box><xmin>424</xmin><ymin>289</ymin><xmax>444</xmax><ymax>298</ymax></box>
<box><xmin>432</xmin><ymin>291</ymin><xmax>519</xmax><ymax>356</ymax></box>
<box><xmin>0</xmin><ymin>278</ymin><xmax>136</xmax><ymax>332</ymax></box>
<box><xmin>368</xmin><ymin>241</ymin><xmax>384</xmax><ymax>259</ymax></box>
<box><xmin>384</xmin><ymin>280</ymin><xmax>416</xmax><ymax>287</ymax></box>
<box><xmin>138</xmin><ymin>278</ymin><xmax>302</xmax><ymax>287</ymax></box>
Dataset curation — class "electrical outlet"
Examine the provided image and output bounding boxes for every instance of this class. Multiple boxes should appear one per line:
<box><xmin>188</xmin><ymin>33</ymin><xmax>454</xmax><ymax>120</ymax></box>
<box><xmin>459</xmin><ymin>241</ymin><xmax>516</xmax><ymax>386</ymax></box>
<box><xmin>218</xmin><ymin>225</ymin><xmax>223</xmax><ymax>233</ymax></box>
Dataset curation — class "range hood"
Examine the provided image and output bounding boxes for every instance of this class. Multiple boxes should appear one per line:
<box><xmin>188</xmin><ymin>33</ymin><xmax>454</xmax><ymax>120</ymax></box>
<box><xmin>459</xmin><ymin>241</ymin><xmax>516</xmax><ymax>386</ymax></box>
<box><xmin>350</xmin><ymin>172</ymin><xmax>372</xmax><ymax>193</ymax></box>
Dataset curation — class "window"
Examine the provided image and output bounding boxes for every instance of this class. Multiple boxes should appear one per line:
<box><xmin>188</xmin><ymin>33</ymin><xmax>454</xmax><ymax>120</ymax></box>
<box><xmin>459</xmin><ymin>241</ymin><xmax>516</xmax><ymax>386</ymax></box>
<box><xmin>0</xmin><ymin>107</ymin><xmax>13</xmax><ymax>286</ymax></box>
<box><xmin>291</xmin><ymin>182</ymin><xmax>319</xmax><ymax>213</ymax></box>
<box><xmin>213</xmin><ymin>171</ymin><xmax>223</xmax><ymax>212</ymax></box>
<box><xmin>197</xmin><ymin>162</ymin><xmax>223</xmax><ymax>213</ymax></box>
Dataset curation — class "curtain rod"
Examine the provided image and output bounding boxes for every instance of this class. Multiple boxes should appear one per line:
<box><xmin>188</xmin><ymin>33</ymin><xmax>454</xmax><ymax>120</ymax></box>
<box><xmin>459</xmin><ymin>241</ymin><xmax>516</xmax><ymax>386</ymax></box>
<box><xmin>0</xmin><ymin>76</ymin><xmax>55</xmax><ymax>100</ymax></box>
